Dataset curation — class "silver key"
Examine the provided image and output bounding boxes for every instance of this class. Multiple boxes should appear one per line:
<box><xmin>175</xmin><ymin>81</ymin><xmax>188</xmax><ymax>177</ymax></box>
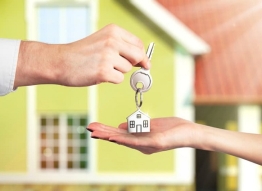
<box><xmin>130</xmin><ymin>42</ymin><xmax>154</xmax><ymax>93</ymax></box>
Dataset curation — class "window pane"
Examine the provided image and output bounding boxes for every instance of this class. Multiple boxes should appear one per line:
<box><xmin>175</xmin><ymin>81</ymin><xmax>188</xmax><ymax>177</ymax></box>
<box><xmin>39</xmin><ymin>114</ymin><xmax>89</xmax><ymax>171</ymax></box>
<box><xmin>67</xmin><ymin>117</ymin><xmax>73</xmax><ymax>126</ymax></box>
<box><xmin>38</xmin><ymin>7</ymin><xmax>60</xmax><ymax>43</ymax></box>
<box><xmin>40</xmin><ymin>116</ymin><xmax>60</xmax><ymax>170</ymax></box>
<box><xmin>65</xmin><ymin>7</ymin><xmax>91</xmax><ymax>42</ymax></box>
<box><xmin>38</xmin><ymin>6</ymin><xmax>91</xmax><ymax>44</ymax></box>
<box><xmin>67</xmin><ymin>115</ymin><xmax>88</xmax><ymax>170</ymax></box>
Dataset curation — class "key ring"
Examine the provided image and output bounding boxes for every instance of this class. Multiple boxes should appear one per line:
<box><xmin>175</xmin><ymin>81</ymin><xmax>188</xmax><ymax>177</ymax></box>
<box><xmin>135</xmin><ymin>88</ymin><xmax>143</xmax><ymax>108</ymax></box>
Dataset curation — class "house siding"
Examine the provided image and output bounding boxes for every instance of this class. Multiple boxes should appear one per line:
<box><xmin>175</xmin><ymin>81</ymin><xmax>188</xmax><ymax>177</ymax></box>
<box><xmin>97</xmin><ymin>0</ymin><xmax>175</xmax><ymax>173</ymax></box>
<box><xmin>0</xmin><ymin>0</ymin><xmax>27</xmax><ymax>172</ymax></box>
<box><xmin>37</xmin><ymin>86</ymin><xmax>88</xmax><ymax>113</ymax></box>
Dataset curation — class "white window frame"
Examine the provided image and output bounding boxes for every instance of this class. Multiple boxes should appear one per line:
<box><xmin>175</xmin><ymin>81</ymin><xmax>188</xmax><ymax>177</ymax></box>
<box><xmin>238</xmin><ymin>105</ymin><xmax>262</xmax><ymax>191</ymax></box>
<box><xmin>26</xmin><ymin>0</ymin><xmax>99</xmax><ymax>180</ymax></box>
<box><xmin>174</xmin><ymin>47</ymin><xmax>195</xmax><ymax>185</ymax></box>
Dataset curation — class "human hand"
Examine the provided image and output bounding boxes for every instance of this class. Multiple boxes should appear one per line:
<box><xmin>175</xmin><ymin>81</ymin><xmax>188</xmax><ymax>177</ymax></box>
<box><xmin>87</xmin><ymin>117</ymin><xmax>199</xmax><ymax>154</ymax></box>
<box><xmin>15</xmin><ymin>24</ymin><xmax>150</xmax><ymax>88</ymax></box>
<box><xmin>88</xmin><ymin>117</ymin><xmax>262</xmax><ymax>164</ymax></box>
<box><xmin>59</xmin><ymin>24</ymin><xmax>150</xmax><ymax>86</ymax></box>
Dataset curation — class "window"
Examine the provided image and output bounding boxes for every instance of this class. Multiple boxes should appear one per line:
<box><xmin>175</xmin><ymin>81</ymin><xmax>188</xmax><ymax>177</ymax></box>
<box><xmin>137</xmin><ymin>114</ymin><xmax>141</xmax><ymax>118</ymax></box>
<box><xmin>38</xmin><ymin>6</ymin><xmax>91</xmax><ymax>44</ymax></box>
<box><xmin>40</xmin><ymin>116</ymin><xmax>60</xmax><ymax>169</ymax></box>
<box><xmin>40</xmin><ymin>114</ymin><xmax>89</xmax><ymax>171</ymax></box>
<box><xmin>22</xmin><ymin>0</ymin><xmax>99</xmax><ymax>183</ymax></box>
<box><xmin>143</xmin><ymin>120</ymin><xmax>148</xmax><ymax>128</ymax></box>
<box><xmin>130</xmin><ymin>121</ymin><xmax>135</xmax><ymax>128</ymax></box>
<box><xmin>37</xmin><ymin>4</ymin><xmax>92</xmax><ymax>172</ymax></box>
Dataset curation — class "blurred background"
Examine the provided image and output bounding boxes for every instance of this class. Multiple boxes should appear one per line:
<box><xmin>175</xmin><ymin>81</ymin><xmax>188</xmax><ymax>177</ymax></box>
<box><xmin>0</xmin><ymin>0</ymin><xmax>262</xmax><ymax>191</ymax></box>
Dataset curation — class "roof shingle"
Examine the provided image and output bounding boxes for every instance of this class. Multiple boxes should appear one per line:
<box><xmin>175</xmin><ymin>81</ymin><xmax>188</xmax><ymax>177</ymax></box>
<box><xmin>157</xmin><ymin>0</ymin><xmax>262</xmax><ymax>104</ymax></box>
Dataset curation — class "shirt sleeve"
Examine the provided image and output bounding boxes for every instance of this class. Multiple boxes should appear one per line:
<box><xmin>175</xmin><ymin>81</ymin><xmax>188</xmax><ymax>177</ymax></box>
<box><xmin>0</xmin><ymin>38</ymin><xmax>21</xmax><ymax>96</ymax></box>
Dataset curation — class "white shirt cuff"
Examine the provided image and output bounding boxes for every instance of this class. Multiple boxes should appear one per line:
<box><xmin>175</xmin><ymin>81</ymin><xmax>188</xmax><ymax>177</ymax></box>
<box><xmin>0</xmin><ymin>39</ymin><xmax>20</xmax><ymax>96</ymax></box>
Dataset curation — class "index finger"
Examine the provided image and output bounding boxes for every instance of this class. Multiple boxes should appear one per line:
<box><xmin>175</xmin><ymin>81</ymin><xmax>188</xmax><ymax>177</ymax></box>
<box><xmin>118</xmin><ymin>27</ymin><xmax>151</xmax><ymax>69</ymax></box>
<box><xmin>137</xmin><ymin>59</ymin><xmax>151</xmax><ymax>70</ymax></box>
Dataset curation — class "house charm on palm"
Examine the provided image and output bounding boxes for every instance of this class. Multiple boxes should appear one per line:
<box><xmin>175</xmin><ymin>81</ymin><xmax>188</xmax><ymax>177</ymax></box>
<box><xmin>127</xmin><ymin>109</ymin><xmax>150</xmax><ymax>133</ymax></box>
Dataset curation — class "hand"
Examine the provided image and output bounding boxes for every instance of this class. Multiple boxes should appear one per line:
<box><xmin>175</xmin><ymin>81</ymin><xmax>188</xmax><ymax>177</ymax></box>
<box><xmin>87</xmin><ymin>117</ymin><xmax>198</xmax><ymax>154</ymax></box>
<box><xmin>88</xmin><ymin>117</ymin><xmax>262</xmax><ymax>164</ymax></box>
<box><xmin>59</xmin><ymin>24</ymin><xmax>150</xmax><ymax>86</ymax></box>
<box><xmin>15</xmin><ymin>24</ymin><xmax>150</xmax><ymax>88</ymax></box>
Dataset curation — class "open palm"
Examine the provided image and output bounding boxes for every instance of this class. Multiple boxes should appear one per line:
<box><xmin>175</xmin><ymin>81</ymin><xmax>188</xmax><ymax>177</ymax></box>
<box><xmin>87</xmin><ymin>117</ymin><xmax>197</xmax><ymax>154</ymax></box>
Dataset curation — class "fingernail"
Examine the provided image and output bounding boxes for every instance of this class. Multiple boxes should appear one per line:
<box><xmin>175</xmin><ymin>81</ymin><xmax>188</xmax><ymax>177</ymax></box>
<box><xmin>86</xmin><ymin>128</ymin><xmax>93</xmax><ymax>132</ymax></box>
<box><xmin>91</xmin><ymin>136</ymin><xmax>99</xmax><ymax>139</ymax></box>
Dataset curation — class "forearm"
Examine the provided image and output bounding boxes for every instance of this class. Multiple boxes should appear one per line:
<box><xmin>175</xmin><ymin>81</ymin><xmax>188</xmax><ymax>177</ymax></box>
<box><xmin>14</xmin><ymin>41</ymin><xmax>62</xmax><ymax>88</ymax></box>
<box><xmin>196</xmin><ymin>124</ymin><xmax>262</xmax><ymax>165</ymax></box>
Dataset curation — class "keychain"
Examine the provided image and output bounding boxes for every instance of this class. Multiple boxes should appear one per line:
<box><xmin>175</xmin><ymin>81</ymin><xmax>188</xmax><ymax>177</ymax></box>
<box><xmin>126</xmin><ymin>42</ymin><xmax>155</xmax><ymax>133</ymax></box>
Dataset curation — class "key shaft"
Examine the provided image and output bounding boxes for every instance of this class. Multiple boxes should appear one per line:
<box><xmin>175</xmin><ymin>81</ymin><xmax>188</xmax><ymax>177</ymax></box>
<box><xmin>146</xmin><ymin>42</ymin><xmax>155</xmax><ymax>61</ymax></box>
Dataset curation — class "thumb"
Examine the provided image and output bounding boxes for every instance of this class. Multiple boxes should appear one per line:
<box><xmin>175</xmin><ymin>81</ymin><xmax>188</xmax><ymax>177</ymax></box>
<box><xmin>118</xmin><ymin>122</ymin><xmax>128</xmax><ymax>129</ymax></box>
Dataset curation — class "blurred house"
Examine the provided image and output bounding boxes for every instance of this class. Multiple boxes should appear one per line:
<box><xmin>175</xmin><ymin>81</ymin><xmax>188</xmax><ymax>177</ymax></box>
<box><xmin>0</xmin><ymin>0</ymin><xmax>210</xmax><ymax>191</ymax></box>
<box><xmin>157</xmin><ymin>0</ymin><xmax>262</xmax><ymax>191</ymax></box>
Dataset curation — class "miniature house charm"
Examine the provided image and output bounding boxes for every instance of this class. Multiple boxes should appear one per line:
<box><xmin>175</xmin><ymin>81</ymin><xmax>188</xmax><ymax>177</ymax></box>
<box><xmin>127</xmin><ymin>109</ymin><xmax>150</xmax><ymax>133</ymax></box>
<box><xmin>127</xmin><ymin>42</ymin><xmax>154</xmax><ymax>134</ymax></box>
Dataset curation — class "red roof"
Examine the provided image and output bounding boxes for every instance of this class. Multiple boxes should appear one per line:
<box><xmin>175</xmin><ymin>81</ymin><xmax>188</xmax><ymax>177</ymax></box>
<box><xmin>157</xmin><ymin>0</ymin><xmax>262</xmax><ymax>104</ymax></box>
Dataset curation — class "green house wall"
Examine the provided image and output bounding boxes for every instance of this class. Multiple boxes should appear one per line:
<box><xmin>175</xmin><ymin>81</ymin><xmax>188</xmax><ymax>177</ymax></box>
<box><xmin>0</xmin><ymin>0</ymin><xmax>177</xmax><ymax>174</ymax></box>
<box><xmin>0</xmin><ymin>0</ymin><xmax>27</xmax><ymax>172</ymax></box>
<box><xmin>97</xmin><ymin>0</ymin><xmax>175</xmax><ymax>173</ymax></box>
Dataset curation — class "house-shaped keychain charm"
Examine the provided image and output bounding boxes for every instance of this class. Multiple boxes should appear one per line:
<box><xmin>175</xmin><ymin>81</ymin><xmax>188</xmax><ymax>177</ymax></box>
<box><xmin>127</xmin><ymin>109</ymin><xmax>150</xmax><ymax>133</ymax></box>
<box><xmin>127</xmin><ymin>42</ymin><xmax>154</xmax><ymax>133</ymax></box>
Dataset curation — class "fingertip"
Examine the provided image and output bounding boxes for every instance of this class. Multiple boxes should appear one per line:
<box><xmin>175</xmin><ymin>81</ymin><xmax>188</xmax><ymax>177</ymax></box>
<box><xmin>87</xmin><ymin>122</ymin><xmax>99</xmax><ymax>129</ymax></box>
<box><xmin>86</xmin><ymin>128</ymin><xmax>93</xmax><ymax>132</ymax></box>
<box><xmin>141</xmin><ymin>57</ymin><xmax>151</xmax><ymax>70</ymax></box>
<box><xmin>87</xmin><ymin>122</ymin><xmax>106</xmax><ymax>132</ymax></box>
<box><xmin>146</xmin><ymin>60</ymin><xmax>151</xmax><ymax>69</ymax></box>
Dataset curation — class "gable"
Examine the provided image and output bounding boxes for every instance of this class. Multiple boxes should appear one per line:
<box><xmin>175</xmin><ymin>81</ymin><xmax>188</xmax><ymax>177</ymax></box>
<box><xmin>157</xmin><ymin>0</ymin><xmax>262</xmax><ymax>104</ymax></box>
<box><xmin>130</xmin><ymin>0</ymin><xmax>210</xmax><ymax>55</ymax></box>
<box><xmin>127</xmin><ymin>110</ymin><xmax>150</xmax><ymax>120</ymax></box>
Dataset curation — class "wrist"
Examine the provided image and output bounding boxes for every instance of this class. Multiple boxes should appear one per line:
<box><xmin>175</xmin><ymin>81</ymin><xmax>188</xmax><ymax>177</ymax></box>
<box><xmin>192</xmin><ymin>123</ymin><xmax>221</xmax><ymax>152</ymax></box>
<box><xmin>15</xmin><ymin>41</ymin><xmax>63</xmax><ymax>88</ymax></box>
<box><xmin>187</xmin><ymin>123</ymin><xmax>211</xmax><ymax>150</ymax></box>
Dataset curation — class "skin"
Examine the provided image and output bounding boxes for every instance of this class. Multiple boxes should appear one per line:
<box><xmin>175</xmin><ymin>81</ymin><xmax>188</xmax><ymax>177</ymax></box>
<box><xmin>87</xmin><ymin>117</ymin><xmax>262</xmax><ymax>165</ymax></box>
<box><xmin>14</xmin><ymin>24</ymin><xmax>150</xmax><ymax>89</ymax></box>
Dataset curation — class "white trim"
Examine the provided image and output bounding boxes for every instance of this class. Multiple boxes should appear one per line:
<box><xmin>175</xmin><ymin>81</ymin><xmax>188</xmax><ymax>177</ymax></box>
<box><xmin>0</xmin><ymin>173</ymin><xmax>191</xmax><ymax>184</ymax></box>
<box><xmin>173</xmin><ymin>48</ymin><xmax>195</xmax><ymax>184</ymax></box>
<box><xmin>174</xmin><ymin>49</ymin><xmax>195</xmax><ymax>120</ymax></box>
<box><xmin>238</xmin><ymin>105</ymin><xmax>262</xmax><ymax>191</ymax></box>
<box><xmin>129</xmin><ymin>0</ymin><xmax>210</xmax><ymax>55</ymax></box>
<box><xmin>27</xmin><ymin>86</ymin><xmax>38</xmax><ymax>173</ymax></box>
<box><xmin>59</xmin><ymin>114</ymin><xmax>67</xmax><ymax>171</ymax></box>
<box><xmin>88</xmin><ymin>85</ymin><xmax>97</xmax><ymax>174</ymax></box>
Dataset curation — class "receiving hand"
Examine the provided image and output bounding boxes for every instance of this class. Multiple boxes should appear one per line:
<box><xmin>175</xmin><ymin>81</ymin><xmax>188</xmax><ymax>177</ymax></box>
<box><xmin>87</xmin><ymin>117</ymin><xmax>198</xmax><ymax>154</ymax></box>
